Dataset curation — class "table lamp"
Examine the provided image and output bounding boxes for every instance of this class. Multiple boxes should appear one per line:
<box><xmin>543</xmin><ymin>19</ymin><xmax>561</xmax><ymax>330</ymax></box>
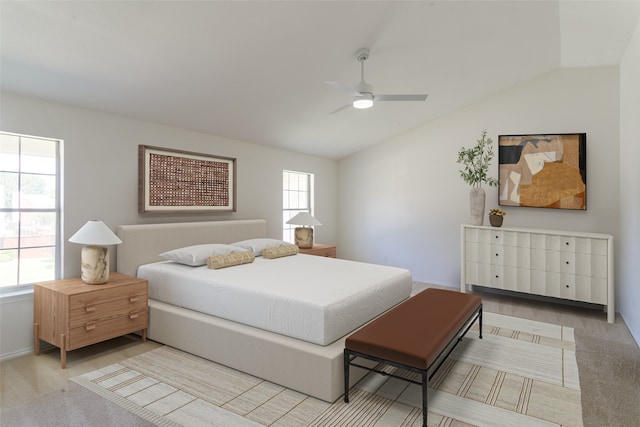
<box><xmin>286</xmin><ymin>212</ymin><xmax>321</xmax><ymax>249</ymax></box>
<box><xmin>69</xmin><ymin>220</ymin><xmax>122</xmax><ymax>284</ymax></box>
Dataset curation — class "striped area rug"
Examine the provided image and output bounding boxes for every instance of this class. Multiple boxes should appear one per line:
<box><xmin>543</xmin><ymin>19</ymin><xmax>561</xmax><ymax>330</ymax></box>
<box><xmin>71</xmin><ymin>312</ymin><xmax>582</xmax><ymax>426</ymax></box>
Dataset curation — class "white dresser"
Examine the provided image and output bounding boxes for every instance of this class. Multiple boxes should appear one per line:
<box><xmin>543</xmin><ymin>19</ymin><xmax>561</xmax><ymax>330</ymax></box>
<box><xmin>461</xmin><ymin>224</ymin><xmax>614</xmax><ymax>323</ymax></box>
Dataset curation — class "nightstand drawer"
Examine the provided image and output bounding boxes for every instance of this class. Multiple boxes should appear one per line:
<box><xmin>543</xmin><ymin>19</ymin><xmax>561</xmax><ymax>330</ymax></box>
<box><xmin>69</xmin><ymin>282</ymin><xmax>147</xmax><ymax>311</ymax></box>
<box><xmin>69</xmin><ymin>296</ymin><xmax>148</xmax><ymax>327</ymax></box>
<box><xmin>69</xmin><ymin>282</ymin><xmax>147</xmax><ymax>326</ymax></box>
<box><xmin>68</xmin><ymin>309</ymin><xmax>148</xmax><ymax>350</ymax></box>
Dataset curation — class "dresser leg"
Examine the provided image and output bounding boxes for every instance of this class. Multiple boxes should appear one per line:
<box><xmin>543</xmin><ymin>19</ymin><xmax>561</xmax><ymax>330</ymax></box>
<box><xmin>141</xmin><ymin>328</ymin><xmax>147</xmax><ymax>342</ymax></box>
<box><xmin>34</xmin><ymin>323</ymin><xmax>40</xmax><ymax>355</ymax></box>
<box><xmin>60</xmin><ymin>334</ymin><xmax>67</xmax><ymax>369</ymax></box>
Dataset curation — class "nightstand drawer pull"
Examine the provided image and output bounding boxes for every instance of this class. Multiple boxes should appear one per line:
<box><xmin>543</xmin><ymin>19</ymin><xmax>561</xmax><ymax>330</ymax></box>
<box><xmin>85</xmin><ymin>305</ymin><xmax>96</xmax><ymax>313</ymax></box>
<box><xmin>85</xmin><ymin>323</ymin><xmax>96</xmax><ymax>331</ymax></box>
<box><xmin>129</xmin><ymin>296</ymin><xmax>139</xmax><ymax>303</ymax></box>
<box><xmin>129</xmin><ymin>313</ymin><xmax>138</xmax><ymax>320</ymax></box>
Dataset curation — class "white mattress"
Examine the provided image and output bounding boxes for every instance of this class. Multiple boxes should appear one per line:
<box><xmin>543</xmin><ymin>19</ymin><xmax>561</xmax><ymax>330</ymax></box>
<box><xmin>137</xmin><ymin>254</ymin><xmax>412</xmax><ymax>346</ymax></box>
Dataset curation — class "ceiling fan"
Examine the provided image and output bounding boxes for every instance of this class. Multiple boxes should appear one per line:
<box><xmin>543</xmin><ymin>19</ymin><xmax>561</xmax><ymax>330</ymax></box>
<box><xmin>326</xmin><ymin>47</ymin><xmax>428</xmax><ymax>114</ymax></box>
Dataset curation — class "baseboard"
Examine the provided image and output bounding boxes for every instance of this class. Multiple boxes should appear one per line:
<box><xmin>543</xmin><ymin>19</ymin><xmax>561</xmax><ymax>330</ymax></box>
<box><xmin>620</xmin><ymin>312</ymin><xmax>640</xmax><ymax>347</ymax></box>
<box><xmin>0</xmin><ymin>342</ymin><xmax>54</xmax><ymax>362</ymax></box>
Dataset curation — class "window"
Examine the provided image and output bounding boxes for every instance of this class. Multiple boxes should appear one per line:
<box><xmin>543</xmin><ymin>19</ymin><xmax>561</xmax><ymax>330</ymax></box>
<box><xmin>282</xmin><ymin>170</ymin><xmax>314</xmax><ymax>243</ymax></box>
<box><xmin>0</xmin><ymin>132</ymin><xmax>61</xmax><ymax>289</ymax></box>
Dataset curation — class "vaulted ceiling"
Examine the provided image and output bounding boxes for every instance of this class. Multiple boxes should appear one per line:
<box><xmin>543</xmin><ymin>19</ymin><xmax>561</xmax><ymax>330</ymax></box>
<box><xmin>2</xmin><ymin>1</ymin><xmax>638</xmax><ymax>159</ymax></box>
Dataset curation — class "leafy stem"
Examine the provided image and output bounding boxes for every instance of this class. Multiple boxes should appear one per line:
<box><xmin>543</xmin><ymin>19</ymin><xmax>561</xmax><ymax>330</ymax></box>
<box><xmin>456</xmin><ymin>130</ymin><xmax>499</xmax><ymax>188</ymax></box>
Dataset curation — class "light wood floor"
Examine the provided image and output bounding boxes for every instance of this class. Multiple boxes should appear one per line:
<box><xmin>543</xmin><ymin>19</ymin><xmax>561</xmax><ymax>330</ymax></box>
<box><xmin>2</xmin><ymin>284</ymin><xmax>639</xmax><ymax>426</ymax></box>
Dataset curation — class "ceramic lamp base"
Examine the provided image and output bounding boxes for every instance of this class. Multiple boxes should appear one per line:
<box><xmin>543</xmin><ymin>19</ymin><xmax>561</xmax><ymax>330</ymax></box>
<box><xmin>80</xmin><ymin>245</ymin><xmax>110</xmax><ymax>284</ymax></box>
<box><xmin>294</xmin><ymin>227</ymin><xmax>314</xmax><ymax>249</ymax></box>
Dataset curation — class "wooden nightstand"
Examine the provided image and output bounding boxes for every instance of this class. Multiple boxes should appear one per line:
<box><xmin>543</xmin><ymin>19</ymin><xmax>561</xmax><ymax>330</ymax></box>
<box><xmin>298</xmin><ymin>244</ymin><xmax>336</xmax><ymax>258</ymax></box>
<box><xmin>34</xmin><ymin>272</ymin><xmax>148</xmax><ymax>368</ymax></box>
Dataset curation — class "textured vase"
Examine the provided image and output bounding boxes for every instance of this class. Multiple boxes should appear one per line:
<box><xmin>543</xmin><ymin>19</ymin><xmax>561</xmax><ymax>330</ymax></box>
<box><xmin>469</xmin><ymin>187</ymin><xmax>486</xmax><ymax>226</ymax></box>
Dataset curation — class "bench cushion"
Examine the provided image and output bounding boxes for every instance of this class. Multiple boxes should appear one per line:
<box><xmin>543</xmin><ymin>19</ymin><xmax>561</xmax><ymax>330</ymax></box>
<box><xmin>345</xmin><ymin>288</ymin><xmax>481</xmax><ymax>370</ymax></box>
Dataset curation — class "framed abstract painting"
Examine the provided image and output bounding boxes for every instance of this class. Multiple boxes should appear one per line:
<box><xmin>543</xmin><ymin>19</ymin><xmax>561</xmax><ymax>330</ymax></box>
<box><xmin>139</xmin><ymin>145</ymin><xmax>236</xmax><ymax>214</ymax></box>
<box><xmin>498</xmin><ymin>133</ymin><xmax>586</xmax><ymax>210</ymax></box>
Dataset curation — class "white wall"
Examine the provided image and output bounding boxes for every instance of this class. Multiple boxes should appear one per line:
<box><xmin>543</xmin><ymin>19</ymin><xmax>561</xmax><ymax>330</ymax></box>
<box><xmin>0</xmin><ymin>92</ymin><xmax>338</xmax><ymax>358</ymax></box>
<box><xmin>619</xmin><ymin>20</ymin><xmax>640</xmax><ymax>343</ymax></box>
<box><xmin>339</xmin><ymin>67</ymin><xmax>622</xmax><ymax>302</ymax></box>
<box><xmin>0</xmin><ymin>293</ymin><xmax>34</xmax><ymax>359</ymax></box>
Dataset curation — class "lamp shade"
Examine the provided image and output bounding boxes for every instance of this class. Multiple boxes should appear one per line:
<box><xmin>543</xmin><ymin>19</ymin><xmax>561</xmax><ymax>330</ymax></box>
<box><xmin>69</xmin><ymin>220</ymin><xmax>122</xmax><ymax>245</ymax></box>
<box><xmin>286</xmin><ymin>212</ymin><xmax>322</xmax><ymax>227</ymax></box>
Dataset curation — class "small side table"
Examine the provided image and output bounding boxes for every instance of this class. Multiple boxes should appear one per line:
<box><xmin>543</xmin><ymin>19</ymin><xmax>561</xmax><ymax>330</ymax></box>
<box><xmin>298</xmin><ymin>244</ymin><xmax>336</xmax><ymax>258</ymax></box>
<box><xmin>34</xmin><ymin>272</ymin><xmax>148</xmax><ymax>368</ymax></box>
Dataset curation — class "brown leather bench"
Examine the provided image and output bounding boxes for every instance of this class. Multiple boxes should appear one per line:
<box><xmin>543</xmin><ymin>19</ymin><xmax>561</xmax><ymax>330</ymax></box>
<box><xmin>344</xmin><ymin>288</ymin><xmax>482</xmax><ymax>427</ymax></box>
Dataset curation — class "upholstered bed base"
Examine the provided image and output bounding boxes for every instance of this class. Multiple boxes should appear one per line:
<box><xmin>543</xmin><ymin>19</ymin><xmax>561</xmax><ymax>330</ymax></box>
<box><xmin>147</xmin><ymin>299</ymin><xmax>371</xmax><ymax>402</ymax></box>
<box><xmin>116</xmin><ymin>220</ymin><xmax>370</xmax><ymax>402</ymax></box>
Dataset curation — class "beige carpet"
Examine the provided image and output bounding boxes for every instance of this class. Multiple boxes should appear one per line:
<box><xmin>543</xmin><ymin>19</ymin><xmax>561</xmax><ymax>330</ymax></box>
<box><xmin>71</xmin><ymin>312</ymin><xmax>582</xmax><ymax>427</ymax></box>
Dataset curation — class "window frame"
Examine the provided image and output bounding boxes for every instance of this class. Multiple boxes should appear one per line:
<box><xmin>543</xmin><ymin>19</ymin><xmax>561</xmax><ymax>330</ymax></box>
<box><xmin>282</xmin><ymin>170</ymin><xmax>314</xmax><ymax>243</ymax></box>
<box><xmin>0</xmin><ymin>131</ymin><xmax>62</xmax><ymax>292</ymax></box>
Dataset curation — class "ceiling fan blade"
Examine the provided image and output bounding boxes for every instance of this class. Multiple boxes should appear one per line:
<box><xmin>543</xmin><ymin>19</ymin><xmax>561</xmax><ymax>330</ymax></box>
<box><xmin>329</xmin><ymin>103</ymin><xmax>353</xmax><ymax>114</ymax></box>
<box><xmin>325</xmin><ymin>81</ymin><xmax>362</xmax><ymax>97</ymax></box>
<box><xmin>374</xmin><ymin>94</ymin><xmax>428</xmax><ymax>102</ymax></box>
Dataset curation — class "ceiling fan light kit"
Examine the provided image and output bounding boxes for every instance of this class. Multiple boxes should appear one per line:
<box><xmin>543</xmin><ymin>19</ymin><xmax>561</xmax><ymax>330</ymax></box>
<box><xmin>353</xmin><ymin>94</ymin><xmax>374</xmax><ymax>109</ymax></box>
<box><xmin>326</xmin><ymin>47</ymin><xmax>428</xmax><ymax>114</ymax></box>
<box><xmin>352</xmin><ymin>80</ymin><xmax>373</xmax><ymax>109</ymax></box>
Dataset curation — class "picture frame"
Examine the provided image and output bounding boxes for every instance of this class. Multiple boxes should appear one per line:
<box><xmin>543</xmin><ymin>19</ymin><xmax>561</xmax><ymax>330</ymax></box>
<box><xmin>498</xmin><ymin>133</ymin><xmax>586</xmax><ymax>210</ymax></box>
<box><xmin>139</xmin><ymin>145</ymin><xmax>236</xmax><ymax>214</ymax></box>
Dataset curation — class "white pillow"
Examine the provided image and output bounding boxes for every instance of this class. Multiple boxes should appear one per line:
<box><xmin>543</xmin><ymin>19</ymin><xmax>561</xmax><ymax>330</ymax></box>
<box><xmin>159</xmin><ymin>244</ymin><xmax>246</xmax><ymax>266</ymax></box>
<box><xmin>231</xmin><ymin>238</ymin><xmax>289</xmax><ymax>256</ymax></box>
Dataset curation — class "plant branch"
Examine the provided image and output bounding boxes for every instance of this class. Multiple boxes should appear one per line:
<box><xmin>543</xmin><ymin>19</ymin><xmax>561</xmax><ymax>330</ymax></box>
<box><xmin>456</xmin><ymin>130</ymin><xmax>499</xmax><ymax>188</ymax></box>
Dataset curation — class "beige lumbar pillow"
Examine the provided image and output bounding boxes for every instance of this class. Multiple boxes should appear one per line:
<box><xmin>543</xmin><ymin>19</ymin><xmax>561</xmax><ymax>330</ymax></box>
<box><xmin>262</xmin><ymin>244</ymin><xmax>299</xmax><ymax>259</ymax></box>
<box><xmin>207</xmin><ymin>251</ymin><xmax>255</xmax><ymax>269</ymax></box>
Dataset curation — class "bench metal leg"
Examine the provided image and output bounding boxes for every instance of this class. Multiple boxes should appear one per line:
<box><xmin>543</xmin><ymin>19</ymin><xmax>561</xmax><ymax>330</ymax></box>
<box><xmin>344</xmin><ymin>349</ymin><xmax>350</xmax><ymax>403</ymax></box>
<box><xmin>479</xmin><ymin>306</ymin><xmax>483</xmax><ymax>339</ymax></box>
<box><xmin>422</xmin><ymin>371</ymin><xmax>428</xmax><ymax>427</ymax></box>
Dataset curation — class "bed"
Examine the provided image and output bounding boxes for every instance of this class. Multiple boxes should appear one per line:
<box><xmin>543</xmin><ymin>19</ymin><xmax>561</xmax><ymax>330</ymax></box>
<box><xmin>116</xmin><ymin>220</ymin><xmax>412</xmax><ymax>402</ymax></box>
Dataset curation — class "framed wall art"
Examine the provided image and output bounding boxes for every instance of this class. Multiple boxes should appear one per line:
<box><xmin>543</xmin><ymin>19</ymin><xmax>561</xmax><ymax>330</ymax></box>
<box><xmin>498</xmin><ymin>133</ymin><xmax>586</xmax><ymax>210</ymax></box>
<box><xmin>139</xmin><ymin>145</ymin><xmax>236</xmax><ymax>214</ymax></box>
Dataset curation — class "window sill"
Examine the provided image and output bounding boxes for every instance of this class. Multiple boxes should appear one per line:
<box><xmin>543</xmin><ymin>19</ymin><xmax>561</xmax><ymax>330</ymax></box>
<box><xmin>0</xmin><ymin>286</ymin><xmax>34</xmax><ymax>303</ymax></box>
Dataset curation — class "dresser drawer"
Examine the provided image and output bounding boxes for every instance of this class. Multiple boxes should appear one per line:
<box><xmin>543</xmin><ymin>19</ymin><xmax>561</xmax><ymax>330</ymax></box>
<box><xmin>531</xmin><ymin>234</ymin><xmax>608</xmax><ymax>255</ymax></box>
<box><xmin>531</xmin><ymin>249</ymin><xmax>607</xmax><ymax>278</ymax></box>
<box><xmin>490</xmin><ymin>265</ymin><xmax>531</xmax><ymax>293</ymax></box>
<box><xmin>465</xmin><ymin>228</ymin><xmax>491</xmax><ymax>243</ymax></box>
<box><xmin>490</xmin><ymin>244</ymin><xmax>530</xmax><ymax>268</ymax></box>
<box><xmin>466</xmin><ymin>228</ymin><xmax>530</xmax><ymax>248</ymax></box>
<box><xmin>531</xmin><ymin>271</ymin><xmax>607</xmax><ymax>304</ymax></box>
<box><xmin>68</xmin><ymin>309</ymin><xmax>148</xmax><ymax>350</ymax></box>
<box><xmin>466</xmin><ymin>242</ymin><xmax>530</xmax><ymax>268</ymax></box>
<box><xmin>488</xmin><ymin>230</ymin><xmax>530</xmax><ymax>247</ymax></box>
<box><xmin>465</xmin><ymin>242</ymin><xmax>491</xmax><ymax>263</ymax></box>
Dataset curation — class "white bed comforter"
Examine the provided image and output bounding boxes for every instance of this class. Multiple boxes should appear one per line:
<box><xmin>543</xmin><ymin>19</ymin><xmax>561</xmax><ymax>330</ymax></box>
<box><xmin>137</xmin><ymin>254</ymin><xmax>412</xmax><ymax>345</ymax></box>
